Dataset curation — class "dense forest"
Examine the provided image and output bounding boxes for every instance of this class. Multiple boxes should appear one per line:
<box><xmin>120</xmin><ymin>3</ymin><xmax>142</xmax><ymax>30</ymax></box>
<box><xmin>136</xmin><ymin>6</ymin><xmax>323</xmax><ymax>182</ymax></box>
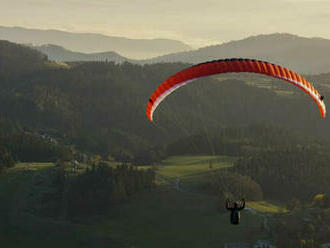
<box><xmin>1</xmin><ymin>40</ymin><xmax>330</xmax><ymax>161</ymax></box>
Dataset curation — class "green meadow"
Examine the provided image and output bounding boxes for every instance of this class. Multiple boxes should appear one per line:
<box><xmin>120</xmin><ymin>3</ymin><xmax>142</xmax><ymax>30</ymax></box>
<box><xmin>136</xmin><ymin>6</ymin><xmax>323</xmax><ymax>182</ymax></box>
<box><xmin>158</xmin><ymin>156</ymin><xmax>235</xmax><ymax>182</ymax></box>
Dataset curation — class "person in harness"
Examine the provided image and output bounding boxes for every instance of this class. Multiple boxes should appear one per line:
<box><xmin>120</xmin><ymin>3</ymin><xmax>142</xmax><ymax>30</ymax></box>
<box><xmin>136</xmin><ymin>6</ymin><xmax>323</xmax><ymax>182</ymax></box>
<box><xmin>226</xmin><ymin>198</ymin><xmax>245</xmax><ymax>225</ymax></box>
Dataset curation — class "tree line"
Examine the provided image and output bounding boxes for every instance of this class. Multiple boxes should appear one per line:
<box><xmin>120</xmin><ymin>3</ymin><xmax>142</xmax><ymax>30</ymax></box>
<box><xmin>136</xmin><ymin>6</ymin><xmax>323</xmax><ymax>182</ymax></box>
<box><xmin>7</xmin><ymin>163</ymin><xmax>155</xmax><ymax>222</ymax></box>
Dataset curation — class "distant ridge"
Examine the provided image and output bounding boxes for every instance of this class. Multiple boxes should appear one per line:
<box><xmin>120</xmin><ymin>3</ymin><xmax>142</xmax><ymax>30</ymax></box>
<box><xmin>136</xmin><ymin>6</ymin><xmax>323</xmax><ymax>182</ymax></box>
<box><xmin>142</xmin><ymin>33</ymin><xmax>330</xmax><ymax>74</ymax></box>
<box><xmin>0</xmin><ymin>26</ymin><xmax>192</xmax><ymax>59</ymax></box>
<box><xmin>32</xmin><ymin>44</ymin><xmax>131</xmax><ymax>63</ymax></box>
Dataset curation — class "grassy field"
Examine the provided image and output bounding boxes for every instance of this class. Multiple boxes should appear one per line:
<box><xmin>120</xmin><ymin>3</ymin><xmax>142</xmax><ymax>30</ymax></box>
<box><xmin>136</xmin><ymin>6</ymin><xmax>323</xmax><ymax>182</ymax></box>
<box><xmin>158</xmin><ymin>155</ymin><xmax>235</xmax><ymax>178</ymax></box>
<box><xmin>46</xmin><ymin>61</ymin><xmax>70</xmax><ymax>69</ymax></box>
<box><xmin>156</xmin><ymin>155</ymin><xmax>236</xmax><ymax>192</ymax></box>
<box><xmin>0</xmin><ymin>156</ymin><xmax>286</xmax><ymax>247</ymax></box>
<box><xmin>247</xmin><ymin>201</ymin><xmax>287</xmax><ymax>214</ymax></box>
<box><xmin>218</xmin><ymin>75</ymin><xmax>297</xmax><ymax>97</ymax></box>
<box><xmin>14</xmin><ymin>162</ymin><xmax>55</xmax><ymax>170</ymax></box>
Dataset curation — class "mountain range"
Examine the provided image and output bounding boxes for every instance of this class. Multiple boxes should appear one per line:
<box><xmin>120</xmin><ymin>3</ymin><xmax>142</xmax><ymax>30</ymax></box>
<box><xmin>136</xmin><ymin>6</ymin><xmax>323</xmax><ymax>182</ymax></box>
<box><xmin>0</xmin><ymin>26</ymin><xmax>191</xmax><ymax>59</ymax></box>
<box><xmin>34</xmin><ymin>33</ymin><xmax>330</xmax><ymax>74</ymax></box>
<box><xmin>145</xmin><ymin>33</ymin><xmax>330</xmax><ymax>74</ymax></box>
<box><xmin>2</xmin><ymin>26</ymin><xmax>330</xmax><ymax>74</ymax></box>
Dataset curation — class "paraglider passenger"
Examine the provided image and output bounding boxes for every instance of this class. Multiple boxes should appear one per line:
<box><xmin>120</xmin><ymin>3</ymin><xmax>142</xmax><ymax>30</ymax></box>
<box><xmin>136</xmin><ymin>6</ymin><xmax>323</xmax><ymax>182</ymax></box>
<box><xmin>226</xmin><ymin>198</ymin><xmax>245</xmax><ymax>225</ymax></box>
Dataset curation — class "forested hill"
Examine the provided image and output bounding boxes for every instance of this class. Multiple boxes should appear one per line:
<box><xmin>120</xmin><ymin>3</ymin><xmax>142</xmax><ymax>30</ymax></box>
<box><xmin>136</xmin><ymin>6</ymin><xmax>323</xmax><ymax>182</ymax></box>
<box><xmin>144</xmin><ymin>33</ymin><xmax>330</xmax><ymax>74</ymax></box>
<box><xmin>1</xmin><ymin>40</ymin><xmax>330</xmax><ymax>161</ymax></box>
<box><xmin>0</xmin><ymin>40</ymin><xmax>48</xmax><ymax>75</ymax></box>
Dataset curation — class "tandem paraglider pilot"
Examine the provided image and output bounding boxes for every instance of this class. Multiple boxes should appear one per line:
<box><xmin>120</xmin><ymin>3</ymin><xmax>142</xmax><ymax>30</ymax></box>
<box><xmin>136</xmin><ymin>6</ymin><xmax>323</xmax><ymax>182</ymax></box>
<box><xmin>226</xmin><ymin>198</ymin><xmax>245</xmax><ymax>225</ymax></box>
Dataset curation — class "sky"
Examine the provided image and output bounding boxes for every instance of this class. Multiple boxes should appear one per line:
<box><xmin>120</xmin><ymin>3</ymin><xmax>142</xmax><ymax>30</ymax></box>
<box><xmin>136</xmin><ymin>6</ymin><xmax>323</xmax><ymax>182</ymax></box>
<box><xmin>1</xmin><ymin>0</ymin><xmax>330</xmax><ymax>48</ymax></box>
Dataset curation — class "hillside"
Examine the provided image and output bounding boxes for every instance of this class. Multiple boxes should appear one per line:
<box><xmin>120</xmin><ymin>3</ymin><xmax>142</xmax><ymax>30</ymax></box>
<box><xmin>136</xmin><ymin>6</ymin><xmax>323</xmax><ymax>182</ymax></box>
<box><xmin>1</xmin><ymin>39</ymin><xmax>330</xmax><ymax>160</ymax></box>
<box><xmin>144</xmin><ymin>33</ymin><xmax>330</xmax><ymax>74</ymax></box>
<box><xmin>0</xmin><ymin>26</ymin><xmax>192</xmax><ymax>59</ymax></box>
<box><xmin>0</xmin><ymin>40</ymin><xmax>47</xmax><ymax>74</ymax></box>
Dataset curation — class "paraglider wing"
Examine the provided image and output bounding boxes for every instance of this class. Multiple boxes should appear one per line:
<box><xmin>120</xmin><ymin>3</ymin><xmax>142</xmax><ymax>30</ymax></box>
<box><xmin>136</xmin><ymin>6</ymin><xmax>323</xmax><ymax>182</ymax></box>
<box><xmin>146</xmin><ymin>58</ymin><xmax>326</xmax><ymax>121</ymax></box>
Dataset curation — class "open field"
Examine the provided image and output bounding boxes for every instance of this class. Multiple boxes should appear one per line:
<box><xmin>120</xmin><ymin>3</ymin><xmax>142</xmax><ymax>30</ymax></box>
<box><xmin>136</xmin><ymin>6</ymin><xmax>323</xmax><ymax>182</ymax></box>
<box><xmin>159</xmin><ymin>155</ymin><xmax>235</xmax><ymax>179</ymax></box>
<box><xmin>157</xmin><ymin>155</ymin><xmax>236</xmax><ymax>191</ymax></box>
<box><xmin>247</xmin><ymin>201</ymin><xmax>287</xmax><ymax>214</ymax></box>
<box><xmin>217</xmin><ymin>75</ymin><xmax>297</xmax><ymax>97</ymax></box>
<box><xmin>14</xmin><ymin>162</ymin><xmax>55</xmax><ymax>170</ymax></box>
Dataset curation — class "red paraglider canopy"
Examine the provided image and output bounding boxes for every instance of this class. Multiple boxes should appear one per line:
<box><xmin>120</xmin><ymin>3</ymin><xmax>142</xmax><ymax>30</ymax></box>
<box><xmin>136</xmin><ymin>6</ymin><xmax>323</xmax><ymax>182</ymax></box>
<box><xmin>146</xmin><ymin>58</ymin><xmax>326</xmax><ymax>121</ymax></box>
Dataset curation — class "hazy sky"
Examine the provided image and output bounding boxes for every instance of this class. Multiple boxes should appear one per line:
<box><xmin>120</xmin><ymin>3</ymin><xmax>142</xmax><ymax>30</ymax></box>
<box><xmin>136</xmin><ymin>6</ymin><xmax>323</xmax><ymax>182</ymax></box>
<box><xmin>2</xmin><ymin>0</ymin><xmax>330</xmax><ymax>47</ymax></box>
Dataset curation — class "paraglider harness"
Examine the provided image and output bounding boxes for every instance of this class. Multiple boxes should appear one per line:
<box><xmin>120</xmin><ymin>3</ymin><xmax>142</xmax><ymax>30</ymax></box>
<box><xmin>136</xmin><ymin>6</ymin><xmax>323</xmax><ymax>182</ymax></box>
<box><xmin>226</xmin><ymin>199</ymin><xmax>245</xmax><ymax>225</ymax></box>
